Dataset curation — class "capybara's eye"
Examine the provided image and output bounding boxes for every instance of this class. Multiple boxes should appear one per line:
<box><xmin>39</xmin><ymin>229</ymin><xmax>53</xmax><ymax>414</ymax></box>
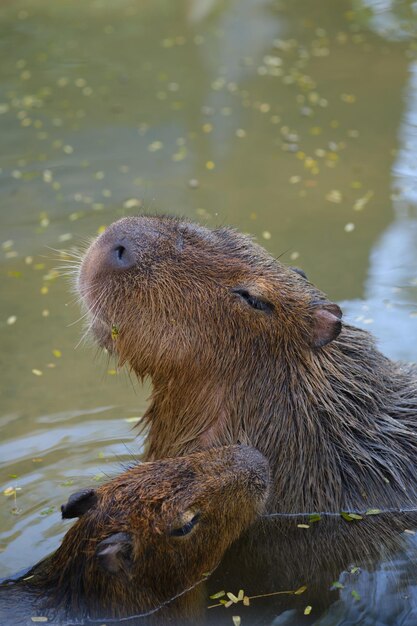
<box><xmin>232</xmin><ymin>288</ymin><xmax>274</xmax><ymax>313</ymax></box>
<box><xmin>169</xmin><ymin>510</ymin><xmax>201</xmax><ymax>537</ymax></box>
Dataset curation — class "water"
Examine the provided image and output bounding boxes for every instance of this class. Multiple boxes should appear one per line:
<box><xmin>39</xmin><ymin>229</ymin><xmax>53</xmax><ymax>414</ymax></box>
<box><xmin>1</xmin><ymin>0</ymin><xmax>417</xmax><ymax>623</ymax></box>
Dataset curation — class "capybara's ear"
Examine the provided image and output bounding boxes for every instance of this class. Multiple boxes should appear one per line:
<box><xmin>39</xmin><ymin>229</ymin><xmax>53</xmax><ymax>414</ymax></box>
<box><xmin>96</xmin><ymin>532</ymin><xmax>133</xmax><ymax>575</ymax></box>
<box><xmin>61</xmin><ymin>488</ymin><xmax>97</xmax><ymax>519</ymax></box>
<box><xmin>289</xmin><ymin>266</ymin><xmax>308</xmax><ymax>280</ymax></box>
<box><xmin>310</xmin><ymin>302</ymin><xmax>342</xmax><ymax>349</ymax></box>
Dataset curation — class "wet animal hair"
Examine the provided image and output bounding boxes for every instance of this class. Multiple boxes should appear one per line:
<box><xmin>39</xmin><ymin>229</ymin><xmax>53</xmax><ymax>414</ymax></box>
<box><xmin>78</xmin><ymin>215</ymin><xmax>417</xmax><ymax>515</ymax></box>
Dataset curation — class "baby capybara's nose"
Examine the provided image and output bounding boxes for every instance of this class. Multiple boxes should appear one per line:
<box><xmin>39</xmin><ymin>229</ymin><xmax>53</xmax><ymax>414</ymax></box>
<box><xmin>106</xmin><ymin>239</ymin><xmax>136</xmax><ymax>271</ymax></box>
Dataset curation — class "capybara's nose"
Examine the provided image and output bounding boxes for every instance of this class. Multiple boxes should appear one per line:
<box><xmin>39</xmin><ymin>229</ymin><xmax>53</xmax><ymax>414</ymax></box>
<box><xmin>106</xmin><ymin>239</ymin><xmax>135</xmax><ymax>271</ymax></box>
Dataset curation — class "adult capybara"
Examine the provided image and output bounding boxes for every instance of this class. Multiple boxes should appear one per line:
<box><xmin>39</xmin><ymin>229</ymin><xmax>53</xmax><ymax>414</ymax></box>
<box><xmin>0</xmin><ymin>445</ymin><xmax>269</xmax><ymax>626</ymax></box>
<box><xmin>77</xmin><ymin>215</ymin><xmax>417</xmax><ymax>515</ymax></box>
<box><xmin>76</xmin><ymin>215</ymin><xmax>417</xmax><ymax>624</ymax></box>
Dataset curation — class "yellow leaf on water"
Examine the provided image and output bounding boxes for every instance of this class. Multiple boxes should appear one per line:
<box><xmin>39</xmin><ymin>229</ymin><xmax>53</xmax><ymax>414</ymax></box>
<box><xmin>227</xmin><ymin>592</ymin><xmax>239</xmax><ymax>603</ymax></box>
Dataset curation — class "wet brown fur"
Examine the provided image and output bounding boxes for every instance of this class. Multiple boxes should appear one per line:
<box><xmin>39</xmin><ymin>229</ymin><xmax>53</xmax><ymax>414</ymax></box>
<box><xmin>0</xmin><ymin>445</ymin><xmax>268</xmax><ymax>624</ymax></box>
<box><xmin>78</xmin><ymin>215</ymin><xmax>417</xmax><ymax>514</ymax></box>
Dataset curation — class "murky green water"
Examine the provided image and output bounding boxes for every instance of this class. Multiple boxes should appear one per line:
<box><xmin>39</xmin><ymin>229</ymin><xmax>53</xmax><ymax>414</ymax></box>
<box><xmin>1</xmin><ymin>0</ymin><xmax>417</xmax><ymax>623</ymax></box>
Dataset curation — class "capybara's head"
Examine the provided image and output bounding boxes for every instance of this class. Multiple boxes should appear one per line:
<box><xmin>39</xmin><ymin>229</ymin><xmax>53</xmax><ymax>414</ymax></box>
<box><xmin>39</xmin><ymin>445</ymin><xmax>269</xmax><ymax>618</ymax></box>
<box><xmin>78</xmin><ymin>215</ymin><xmax>342</xmax><ymax>379</ymax></box>
<box><xmin>78</xmin><ymin>216</ymin><xmax>343</xmax><ymax>457</ymax></box>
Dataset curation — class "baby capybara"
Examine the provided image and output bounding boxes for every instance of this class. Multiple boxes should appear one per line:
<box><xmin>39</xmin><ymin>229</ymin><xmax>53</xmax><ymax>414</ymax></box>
<box><xmin>0</xmin><ymin>445</ymin><xmax>269</xmax><ymax>625</ymax></box>
<box><xmin>78</xmin><ymin>215</ymin><xmax>417</xmax><ymax>515</ymax></box>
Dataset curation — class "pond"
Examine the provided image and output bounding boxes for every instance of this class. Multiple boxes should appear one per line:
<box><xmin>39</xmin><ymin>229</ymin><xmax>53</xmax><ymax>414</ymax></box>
<box><xmin>1</xmin><ymin>0</ymin><xmax>417</xmax><ymax>624</ymax></box>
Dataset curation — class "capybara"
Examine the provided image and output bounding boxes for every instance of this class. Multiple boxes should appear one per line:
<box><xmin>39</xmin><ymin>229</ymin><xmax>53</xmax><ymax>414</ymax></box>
<box><xmin>77</xmin><ymin>215</ymin><xmax>417</xmax><ymax>515</ymax></box>
<box><xmin>0</xmin><ymin>445</ymin><xmax>269</xmax><ymax>625</ymax></box>
<box><xmin>77</xmin><ymin>215</ymin><xmax>417</xmax><ymax>624</ymax></box>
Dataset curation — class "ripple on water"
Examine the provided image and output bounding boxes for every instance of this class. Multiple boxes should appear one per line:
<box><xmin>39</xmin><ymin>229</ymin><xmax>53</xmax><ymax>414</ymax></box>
<box><xmin>0</xmin><ymin>406</ymin><xmax>144</xmax><ymax>577</ymax></box>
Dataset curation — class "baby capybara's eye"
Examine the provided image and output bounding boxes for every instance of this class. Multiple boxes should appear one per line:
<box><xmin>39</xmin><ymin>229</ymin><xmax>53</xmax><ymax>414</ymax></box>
<box><xmin>169</xmin><ymin>510</ymin><xmax>201</xmax><ymax>537</ymax></box>
<box><xmin>232</xmin><ymin>288</ymin><xmax>274</xmax><ymax>313</ymax></box>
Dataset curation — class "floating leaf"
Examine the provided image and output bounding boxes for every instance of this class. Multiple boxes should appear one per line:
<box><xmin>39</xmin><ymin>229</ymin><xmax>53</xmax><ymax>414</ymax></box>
<box><xmin>4</xmin><ymin>487</ymin><xmax>21</xmax><ymax>497</ymax></box>
<box><xmin>365</xmin><ymin>508</ymin><xmax>381</xmax><ymax>516</ymax></box>
<box><xmin>210</xmin><ymin>591</ymin><xmax>225</xmax><ymax>600</ymax></box>
<box><xmin>297</xmin><ymin>523</ymin><xmax>310</xmax><ymax>529</ymax></box>
<box><xmin>227</xmin><ymin>592</ymin><xmax>239</xmax><ymax>603</ymax></box>
<box><xmin>308</xmin><ymin>513</ymin><xmax>321</xmax><ymax>523</ymax></box>
<box><xmin>304</xmin><ymin>605</ymin><xmax>312</xmax><ymax>615</ymax></box>
<box><xmin>40</xmin><ymin>506</ymin><xmax>55</xmax><ymax>516</ymax></box>
<box><xmin>331</xmin><ymin>581</ymin><xmax>344</xmax><ymax>590</ymax></box>
<box><xmin>341</xmin><ymin>511</ymin><xmax>353</xmax><ymax>521</ymax></box>
<box><xmin>341</xmin><ymin>511</ymin><xmax>362</xmax><ymax>521</ymax></box>
<box><xmin>232</xmin><ymin>617</ymin><xmax>241</xmax><ymax>626</ymax></box>
<box><xmin>351</xmin><ymin>590</ymin><xmax>361</xmax><ymax>601</ymax></box>
<box><xmin>294</xmin><ymin>585</ymin><xmax>307</xmax><ymax>595</ymax></box>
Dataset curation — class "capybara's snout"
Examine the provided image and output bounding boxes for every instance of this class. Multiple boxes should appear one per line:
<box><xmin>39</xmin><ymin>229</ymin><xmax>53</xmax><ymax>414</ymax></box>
<box><xmin>82</xmin><ymin>218</ymin><xmax>149</xmax><ymax>278</ymax></box>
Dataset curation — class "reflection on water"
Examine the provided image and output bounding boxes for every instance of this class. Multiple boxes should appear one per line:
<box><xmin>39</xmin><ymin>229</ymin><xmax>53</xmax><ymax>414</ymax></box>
<box><xmin>1</xmin><ymin>0</ymin><xmax>417</xmax><ymax>624</ymax></box>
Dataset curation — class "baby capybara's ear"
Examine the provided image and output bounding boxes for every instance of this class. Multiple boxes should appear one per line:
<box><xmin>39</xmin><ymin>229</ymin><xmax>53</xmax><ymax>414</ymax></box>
<box><xmin>61</xmin><ymin>488</ymin><xmax>98</xmax><ymax>519</ymax></box>
<box><xmin>95</xmin><ymin>532</ymin><xmax>133</xmax><ymax>575</ymax></box>
<box><xmin>310</xmin><ymin>302</ymin><xmax>343</xmax><ymax>349</ymax></box>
